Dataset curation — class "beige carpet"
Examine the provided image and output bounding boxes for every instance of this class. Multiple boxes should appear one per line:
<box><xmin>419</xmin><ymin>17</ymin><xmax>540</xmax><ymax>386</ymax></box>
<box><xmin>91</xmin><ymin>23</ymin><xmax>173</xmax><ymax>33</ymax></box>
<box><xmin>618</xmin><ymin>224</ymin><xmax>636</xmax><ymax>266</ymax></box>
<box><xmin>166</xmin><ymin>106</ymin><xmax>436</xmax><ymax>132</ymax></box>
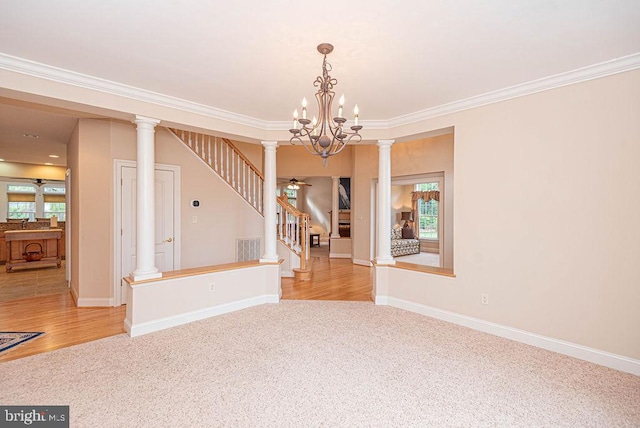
<box><xmin>1</xmin><ymin>301</ymin><xmax>638</xmax><ymax>427</ymax></box>
<box><xmin>394</xmin><ymin>251</ymin><xmax>440</xmax><ymax>267</ymax></box>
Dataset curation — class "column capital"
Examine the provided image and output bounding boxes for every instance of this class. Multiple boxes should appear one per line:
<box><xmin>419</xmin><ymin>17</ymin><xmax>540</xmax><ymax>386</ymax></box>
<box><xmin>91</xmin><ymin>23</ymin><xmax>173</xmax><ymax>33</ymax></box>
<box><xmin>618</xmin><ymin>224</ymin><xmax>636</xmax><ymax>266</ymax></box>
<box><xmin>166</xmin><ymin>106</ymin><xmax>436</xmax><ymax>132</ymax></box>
<box><xmin>377</xmin><ymin>139</ymin><xmax>395</xmax><ymax>148</ymax></box>
<box><xmin>332</xmin><ymin>176</ymin><xmax>341</xmax><ymax>180</ymax></box>
<box><xmin>261</xmin><ymin>141</ymin><xmax>278</xmax><ymax>149</ymax></box>
<box><xmin>133</xmin><ymin>115</ymin><xmax>161</xmax><ymax>127</ymax></box>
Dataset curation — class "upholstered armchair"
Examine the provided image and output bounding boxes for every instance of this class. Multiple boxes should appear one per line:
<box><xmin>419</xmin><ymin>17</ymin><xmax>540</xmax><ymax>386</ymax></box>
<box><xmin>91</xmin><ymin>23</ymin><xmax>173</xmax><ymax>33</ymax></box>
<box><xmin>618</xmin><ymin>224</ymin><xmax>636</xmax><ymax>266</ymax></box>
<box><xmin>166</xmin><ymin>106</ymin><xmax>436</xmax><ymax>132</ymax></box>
<box><xmin>390</xmin><ymin>227</ymin><xmax>420</xmax><ymax>257</ymax></box>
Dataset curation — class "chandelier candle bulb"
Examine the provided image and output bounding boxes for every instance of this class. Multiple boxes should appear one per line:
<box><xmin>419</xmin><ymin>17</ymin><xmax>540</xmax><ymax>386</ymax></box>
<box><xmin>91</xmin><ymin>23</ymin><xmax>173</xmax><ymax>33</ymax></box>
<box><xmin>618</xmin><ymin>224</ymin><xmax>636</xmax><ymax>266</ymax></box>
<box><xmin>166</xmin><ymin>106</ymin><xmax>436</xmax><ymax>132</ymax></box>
<box><xmin>338</xmin><ymin>94</ymin><xmax>345</xmax><ymax>118</ymax></box>
<box><xmin>302</xmin><ymin>98</ymin><xmax>308</xmax><ymax>119</ymax></box>
<box><xmin>293</xmin><ymin>109</ymin><xmax>299</xmax><ymax>129</ymax></box>
<box><xmin>354</xmin><ymin>104</ymin><xmax>359</xmax><ymax>126</ymax></box>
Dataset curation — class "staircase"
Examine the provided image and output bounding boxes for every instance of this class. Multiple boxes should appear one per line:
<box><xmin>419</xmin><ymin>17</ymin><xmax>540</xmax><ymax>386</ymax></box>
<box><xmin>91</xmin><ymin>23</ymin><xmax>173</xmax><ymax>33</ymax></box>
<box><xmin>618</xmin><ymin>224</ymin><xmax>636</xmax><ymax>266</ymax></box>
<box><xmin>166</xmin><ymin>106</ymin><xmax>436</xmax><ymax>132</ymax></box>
<box><xmin>168</xmin><ymin>128</ymin><xmax>311</xmax><ymax>279</ymax></box>
<box><xmin>169</xmin><ymin>128</ymin><xmax>264</xmax><ymax>214</ymax></box>
<box><xmin>276</xmin><ymin>194</ymin><xmax>311</xmax><ymax>279</ymax></box>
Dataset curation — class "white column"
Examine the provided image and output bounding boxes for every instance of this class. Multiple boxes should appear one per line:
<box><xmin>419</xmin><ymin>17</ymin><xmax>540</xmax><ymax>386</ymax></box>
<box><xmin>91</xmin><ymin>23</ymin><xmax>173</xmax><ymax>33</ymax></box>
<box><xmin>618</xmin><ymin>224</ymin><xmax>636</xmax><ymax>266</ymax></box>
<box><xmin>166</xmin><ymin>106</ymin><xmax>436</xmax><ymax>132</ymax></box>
<box><xmin>260</xmin><ymin>141</ymin><xmax>279</xmax><ymax>262</ymax></box>
<box><xmin>35</xmin><ymin>187</ymin><xmax>44</xmax><ymax>218</ymax></box>
<box><xmin>132</xmin><ymin>115</ymin><xmax>162</xmax><ymax>281</ymax></box>
<box><xmin>376</xmin><ymin>139</ymin><xmax>395</xmax><ymax>265</ymax></box>
<box><xmin>331</xmin><ymin>176</ymin><xmax>341</xmax><ymax>239</ymax></box>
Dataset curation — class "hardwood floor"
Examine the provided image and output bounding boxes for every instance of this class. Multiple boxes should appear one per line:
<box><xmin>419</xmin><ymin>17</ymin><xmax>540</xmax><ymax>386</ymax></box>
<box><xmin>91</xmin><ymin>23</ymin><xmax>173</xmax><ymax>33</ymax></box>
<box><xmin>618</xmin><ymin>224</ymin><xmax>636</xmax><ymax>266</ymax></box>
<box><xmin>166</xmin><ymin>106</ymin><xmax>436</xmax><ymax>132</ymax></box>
<box><xmin>281</xmin><ymin>254</ymin><xmax>373</xmax><ymax>301</ymax></box>
<box><xmin>0</xmin><ymin>250</ymin><xmax>372</xmax><ymax>362</ymax></box>
<box><xmin>0</xmin><ymin>292</ymin><xmax>126</xmax><ymax>363</ymax></box>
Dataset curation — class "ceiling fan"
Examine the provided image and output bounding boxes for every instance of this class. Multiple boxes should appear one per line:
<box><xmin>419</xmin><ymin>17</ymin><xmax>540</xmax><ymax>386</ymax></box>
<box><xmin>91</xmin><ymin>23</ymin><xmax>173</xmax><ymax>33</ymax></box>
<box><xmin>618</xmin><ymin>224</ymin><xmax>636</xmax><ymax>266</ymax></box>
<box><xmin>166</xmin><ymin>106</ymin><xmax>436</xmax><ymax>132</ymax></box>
<box><xmin>279</xmin><ymin>178</ymin><xmax>312</xmax><ymax>189</ymax></box>
<box><xmin>31</xmin><ymin>178</ymin><xmax>48</xmax><ymax>187</ymax></box>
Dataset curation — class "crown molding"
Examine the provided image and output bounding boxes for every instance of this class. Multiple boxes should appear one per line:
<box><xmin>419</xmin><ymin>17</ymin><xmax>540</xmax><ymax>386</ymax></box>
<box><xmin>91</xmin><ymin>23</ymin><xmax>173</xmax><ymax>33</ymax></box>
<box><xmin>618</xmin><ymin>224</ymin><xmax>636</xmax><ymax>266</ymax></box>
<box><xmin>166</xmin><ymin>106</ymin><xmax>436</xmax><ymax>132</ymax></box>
<box><xmin>387</xmin><ymin>52</ymin><xmax>640</xmax><ymax>128</ymax></box>
<box><xmin>0</xmin><ymin>52</ymin><xmax>269</xmax><ymax>130</ymax></box>
<box><xmin>1</xmin><ymin>51</ymin><xmax>639</xmax><ymax>132</ymax></box>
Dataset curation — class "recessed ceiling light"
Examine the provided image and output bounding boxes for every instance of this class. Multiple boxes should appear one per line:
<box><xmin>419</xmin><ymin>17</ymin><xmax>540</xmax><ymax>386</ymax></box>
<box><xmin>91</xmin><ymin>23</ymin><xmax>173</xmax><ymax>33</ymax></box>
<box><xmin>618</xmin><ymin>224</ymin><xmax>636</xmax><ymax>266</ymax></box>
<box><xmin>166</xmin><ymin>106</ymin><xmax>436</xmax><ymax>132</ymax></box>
<box><xmin>23</xmin><ymin>133</ymin><xmax>39</xmax><ymax>138</ymax></box>
<box><xmin>44</xmin><ymin>163</ymin><xmax>53</xmax><ymax>166</ymax></box>
<box><xmin>48</xmin><ymin>154</ymin><xmax>59</xmax><ymax>158</ymax></box>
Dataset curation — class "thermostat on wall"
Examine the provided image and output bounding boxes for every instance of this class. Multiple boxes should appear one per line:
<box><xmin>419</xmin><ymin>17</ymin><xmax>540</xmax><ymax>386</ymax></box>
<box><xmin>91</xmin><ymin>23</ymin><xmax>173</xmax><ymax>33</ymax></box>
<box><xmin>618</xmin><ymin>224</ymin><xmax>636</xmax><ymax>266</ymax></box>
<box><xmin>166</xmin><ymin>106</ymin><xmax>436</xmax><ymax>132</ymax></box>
<box><xmin>191</xmin><ymin>199</ymin><xmax>200</xmax><ymax>208</ymax></box>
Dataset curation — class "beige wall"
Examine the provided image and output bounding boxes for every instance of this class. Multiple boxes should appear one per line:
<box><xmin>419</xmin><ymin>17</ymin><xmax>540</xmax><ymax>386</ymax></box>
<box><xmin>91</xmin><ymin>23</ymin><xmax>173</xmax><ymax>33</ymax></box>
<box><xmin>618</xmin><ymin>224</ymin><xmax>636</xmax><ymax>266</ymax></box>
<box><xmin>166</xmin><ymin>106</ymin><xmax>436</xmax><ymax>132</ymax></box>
<box><xmin>67</xmin><ymin>123</ymin><xmax>80</xmax><ymax>299</ymax></box>
<box><xmin>110</xmin><ymin>122</ymin><xmax>264</xmax><ymax>268</ymax></box>
<box><xmin>68</xmin><ymin>119</ymin><xmax>114</xmax><ymax>303</ymax></box>
<box><xmin>381</xmin><ymin>69</ymin><xmax>640</xmax><ymax>360</ymax></box>
<box><xmin>0</xmin><ymin>162</ymin><xmax>66</xmax><ymax>181</ymax></box>
<box><xmin>391</xmin><ymin>184</ymin><xmax>413</xmax><ymax>227</ymax></box>
<box><xmin>70</xmin><ymin>119</ymin><xmax>264</xmax><ymax>303</ymax></box>
<box><xmin>276</xmin><ymin>145</ymin><xmax>353</xmax><ymax>178</ymax></box>
<box><xmin>232</xmin><ymin>140</ymin><xmax>263</xmax><ymax>174</ymax></box>
<box><xmin>352</xmin><ymin>134</ymin><xmax>455</xmax><ymax>268</ymax></box>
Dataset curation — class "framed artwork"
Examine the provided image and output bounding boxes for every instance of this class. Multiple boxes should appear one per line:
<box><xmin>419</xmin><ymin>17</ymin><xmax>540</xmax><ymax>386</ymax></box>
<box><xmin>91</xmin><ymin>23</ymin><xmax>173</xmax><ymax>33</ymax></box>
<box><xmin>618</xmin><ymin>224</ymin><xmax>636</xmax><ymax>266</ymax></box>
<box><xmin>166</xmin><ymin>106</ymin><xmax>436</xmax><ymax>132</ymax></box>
<box><xmin>339</xmin><ymin>177</ymin><xmax>351</xmax><ymax>210</ymax></box>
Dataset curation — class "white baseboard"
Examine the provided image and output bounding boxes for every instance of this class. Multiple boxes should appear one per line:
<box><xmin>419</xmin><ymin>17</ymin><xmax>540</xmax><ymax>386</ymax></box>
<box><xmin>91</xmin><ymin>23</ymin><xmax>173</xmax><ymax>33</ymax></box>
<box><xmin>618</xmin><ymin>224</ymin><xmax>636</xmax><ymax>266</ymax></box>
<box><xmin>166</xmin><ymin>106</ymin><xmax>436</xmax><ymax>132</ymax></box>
<box><xmin>376</xmin><ymin>296</ymin><xmax>640</xmax><ymax>376</ymax></box>
<box><xmin>128</xmin><ymin>294</ymin><xmax>280</xmax><ymax>337</ymax></box>
<box><xmin>280</xmin><ymin>270</ymin><xmax>294</xmax><ymax>278</ymax></box>
<box><xmin>329</xmin><ymin>253</ymin><xmax>352</xmax><ymax>259</ymax></box>
<box><xmin>124</xmin><ymin>317</ymin><xmax>133</xmax><ymax>336</ymax></box>
<box><xmin>353</xmin><ymin>259</ymin><xmax>373</xmax><ymax>266</ymax></box>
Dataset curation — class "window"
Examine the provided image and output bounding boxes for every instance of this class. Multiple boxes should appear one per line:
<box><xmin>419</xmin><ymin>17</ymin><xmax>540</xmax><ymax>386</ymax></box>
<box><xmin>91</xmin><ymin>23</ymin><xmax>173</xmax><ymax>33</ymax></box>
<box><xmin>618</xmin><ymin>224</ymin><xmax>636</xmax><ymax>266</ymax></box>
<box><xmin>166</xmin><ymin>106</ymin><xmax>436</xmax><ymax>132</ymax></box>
<box><xmin>44</xmin><ymin>201</ymin><xmax>66</xmax><ymax>221</ymax></box>
<box><xmin>8</xmin><ymin>185</ymin><xmax>35</xmax><ymax>192</ymax></box>
<box><xmin>43</xmin><ymin>185</ymin><xmax>66</xmax><ymax>220</ymax></box>
<box><xmin>7</xmin><ymin>184</ymin><xmax>36</xmax><ymax>220</ymax></box>
<box><xmin>5</xmin><ymin>183</ymin><xmax>66</xmax><ymax>221</ymax></box>
<box><xmin>283</xmin><ymin>188</ymin><xmax>297</xmax><ymax>208</ymax></box>
<box><xmin>415</xmin><ymin>182</ymin><xmax>439</xmax><ymax>240</ymax></box>
<box><xmin>8</xmin><ymin>201</ymin><xmax>35</xmax><ymax>220</ymax></box>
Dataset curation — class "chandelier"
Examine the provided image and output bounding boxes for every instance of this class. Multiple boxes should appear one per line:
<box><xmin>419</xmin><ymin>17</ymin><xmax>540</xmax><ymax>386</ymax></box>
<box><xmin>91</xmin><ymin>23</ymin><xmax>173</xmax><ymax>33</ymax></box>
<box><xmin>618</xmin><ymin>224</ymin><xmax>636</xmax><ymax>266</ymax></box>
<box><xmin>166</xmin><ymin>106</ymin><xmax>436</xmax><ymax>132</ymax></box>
<box><xmin>289</xmin><ymin>43</ymin><xmax>362</xmax><ymax>166</ymax></box>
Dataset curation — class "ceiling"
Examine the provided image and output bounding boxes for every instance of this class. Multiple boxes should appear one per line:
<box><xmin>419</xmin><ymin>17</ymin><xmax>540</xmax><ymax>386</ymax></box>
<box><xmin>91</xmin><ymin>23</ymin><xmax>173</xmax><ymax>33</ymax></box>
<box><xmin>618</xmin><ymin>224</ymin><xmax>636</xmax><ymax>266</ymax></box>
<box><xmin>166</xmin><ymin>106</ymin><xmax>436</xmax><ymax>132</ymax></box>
<box><xmin>0</xmin><ymin>0</ymin><xmax>639</xmax><ymax>165</ymax></box>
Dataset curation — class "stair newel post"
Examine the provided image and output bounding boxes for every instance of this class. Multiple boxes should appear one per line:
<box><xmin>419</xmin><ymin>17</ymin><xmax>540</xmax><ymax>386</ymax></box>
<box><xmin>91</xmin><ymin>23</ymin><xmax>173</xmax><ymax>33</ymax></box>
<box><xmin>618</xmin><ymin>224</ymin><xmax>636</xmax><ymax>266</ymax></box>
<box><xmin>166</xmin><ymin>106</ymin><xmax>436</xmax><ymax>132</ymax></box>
<box><xmin>299</xmin><ymin>214</ymin><xmax>308</xmax><ymax>271</ymax></box>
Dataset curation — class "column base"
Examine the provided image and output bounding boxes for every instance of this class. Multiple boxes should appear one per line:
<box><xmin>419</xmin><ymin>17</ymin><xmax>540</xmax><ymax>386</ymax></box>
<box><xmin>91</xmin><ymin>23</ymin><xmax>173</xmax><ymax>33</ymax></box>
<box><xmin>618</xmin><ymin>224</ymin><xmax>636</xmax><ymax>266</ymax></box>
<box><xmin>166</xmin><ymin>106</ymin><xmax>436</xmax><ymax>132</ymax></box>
<box><xmin>132</xmin><ymin>269</ymin><xmax>162</xmax><ymax>281</ymax></box>
<box><xmin>259</xmin><ymin>256</ymin><xmax>279</xmax><ymax>263</ymax></box>
<box><xmin>330</xmin><ymin>233</ymin><xmax>341</xmax><ymax>239</ymax></box>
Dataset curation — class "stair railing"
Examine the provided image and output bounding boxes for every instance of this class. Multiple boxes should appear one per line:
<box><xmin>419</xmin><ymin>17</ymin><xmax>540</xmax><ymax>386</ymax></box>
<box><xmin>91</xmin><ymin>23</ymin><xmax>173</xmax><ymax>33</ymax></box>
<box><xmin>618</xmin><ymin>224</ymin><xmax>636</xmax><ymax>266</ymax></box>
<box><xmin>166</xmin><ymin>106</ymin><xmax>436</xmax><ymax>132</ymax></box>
<box><xmin>277</xmin><ymin>194</ymin><xmax>310</xmax><ymax>271</ymax></box>
<box><xmin>169</xmin><ymin>128</ymin><xmax>263</xmax><ymax>214</ymax></box>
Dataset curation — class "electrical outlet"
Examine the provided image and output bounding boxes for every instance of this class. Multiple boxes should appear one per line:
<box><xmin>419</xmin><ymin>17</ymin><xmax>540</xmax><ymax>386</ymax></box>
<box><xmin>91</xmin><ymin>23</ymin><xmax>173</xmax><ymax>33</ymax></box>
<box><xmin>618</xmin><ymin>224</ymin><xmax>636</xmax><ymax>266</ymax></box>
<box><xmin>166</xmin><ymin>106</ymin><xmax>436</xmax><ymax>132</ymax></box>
<box><xmin>209</xmin><ymin>283</ymin><xmax>215</xmax><ymax>292</ymax></box>
<box><xmin>481</xmin><ymin>293</ymin><xmax>489</xmax><ymax>305</ymax></box>
<box><xmin>192</xmin><ymin>215</ymin><xmax>198</xmax><ymax>224</ymax></box>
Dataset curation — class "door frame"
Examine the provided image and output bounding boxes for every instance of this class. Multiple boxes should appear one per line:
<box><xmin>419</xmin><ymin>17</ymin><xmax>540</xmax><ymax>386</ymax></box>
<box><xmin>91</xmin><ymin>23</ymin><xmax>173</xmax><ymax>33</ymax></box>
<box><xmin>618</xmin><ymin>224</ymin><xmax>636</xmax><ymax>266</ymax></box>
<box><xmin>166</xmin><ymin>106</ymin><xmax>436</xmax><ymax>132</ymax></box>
<box><xmin>113</xmin><ymin>159</ymin><xmax>181</xmax><ymax>306</ymax></box>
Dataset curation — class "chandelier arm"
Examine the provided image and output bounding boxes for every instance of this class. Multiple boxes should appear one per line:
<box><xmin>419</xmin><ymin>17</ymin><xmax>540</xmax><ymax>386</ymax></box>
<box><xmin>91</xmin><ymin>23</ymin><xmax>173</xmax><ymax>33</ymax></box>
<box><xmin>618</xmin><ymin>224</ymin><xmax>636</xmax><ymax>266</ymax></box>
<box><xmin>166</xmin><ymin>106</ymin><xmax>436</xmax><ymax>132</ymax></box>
<box><xmin>326</xmin><ymin>134</ymin><xmax>360</xmax><ymax>158</ymax></box>
<box><xmin>291</xmin><ymin>134</ymin><xmax>330</xmax><ymax>156</ymax></box>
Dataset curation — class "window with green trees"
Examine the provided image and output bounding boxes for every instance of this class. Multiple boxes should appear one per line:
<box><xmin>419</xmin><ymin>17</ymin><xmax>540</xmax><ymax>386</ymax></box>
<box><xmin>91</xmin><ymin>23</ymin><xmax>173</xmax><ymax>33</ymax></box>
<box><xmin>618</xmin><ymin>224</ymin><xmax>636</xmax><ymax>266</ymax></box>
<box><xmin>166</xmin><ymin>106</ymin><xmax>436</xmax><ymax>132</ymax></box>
<box><xmin>415</xmin><ymin>182</ymin><xmax>439</xmax><ymax>240</ymax></box>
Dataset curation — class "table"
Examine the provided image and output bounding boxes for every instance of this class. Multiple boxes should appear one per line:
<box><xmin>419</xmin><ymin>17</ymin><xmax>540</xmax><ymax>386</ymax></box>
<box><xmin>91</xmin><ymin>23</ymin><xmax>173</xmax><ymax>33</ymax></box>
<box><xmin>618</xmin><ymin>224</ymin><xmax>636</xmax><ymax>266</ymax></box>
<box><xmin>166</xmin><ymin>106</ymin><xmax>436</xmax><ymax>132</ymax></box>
<box><xmin>310</xmin><ymin>233</ymin><xmax>320</xmax><ymax>247</ymax></box>
<box><xmin>4</xmin><ymin>229</ymin><xmax>63</xmax><ymax>272</ymax></box>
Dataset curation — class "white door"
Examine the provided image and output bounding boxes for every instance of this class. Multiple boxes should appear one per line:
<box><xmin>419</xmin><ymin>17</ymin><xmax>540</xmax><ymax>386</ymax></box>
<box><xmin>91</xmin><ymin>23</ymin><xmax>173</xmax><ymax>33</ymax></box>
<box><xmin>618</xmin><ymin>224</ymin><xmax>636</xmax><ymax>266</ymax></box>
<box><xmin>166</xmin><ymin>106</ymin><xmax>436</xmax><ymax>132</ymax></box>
<box><xmin>121</xmin><ymin>166</ymin><xmax>175</xmax><ymax>303</ymax></box>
